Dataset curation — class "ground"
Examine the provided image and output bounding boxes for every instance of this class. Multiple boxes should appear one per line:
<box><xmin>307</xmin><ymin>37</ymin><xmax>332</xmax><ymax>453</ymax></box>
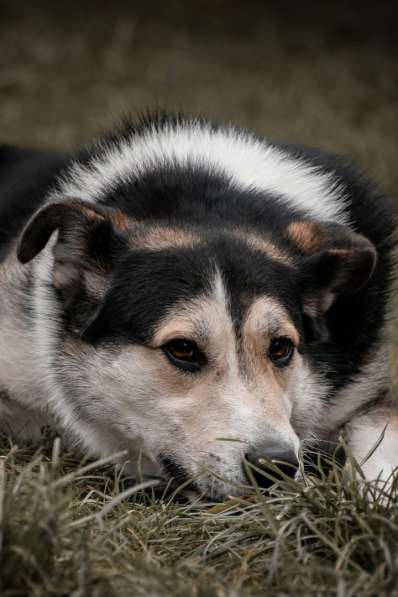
<box><xmin>0</xmin><ymin>1</ymin><xmax>398</xmax><ymax>595</ymax></box>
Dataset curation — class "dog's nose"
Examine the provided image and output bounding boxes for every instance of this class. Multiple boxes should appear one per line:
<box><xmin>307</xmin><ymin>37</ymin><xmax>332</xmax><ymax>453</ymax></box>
<box><xmin>245</xmin><ymin>444</ymin><xmax>299</xmax><ymax>488</ymax></box>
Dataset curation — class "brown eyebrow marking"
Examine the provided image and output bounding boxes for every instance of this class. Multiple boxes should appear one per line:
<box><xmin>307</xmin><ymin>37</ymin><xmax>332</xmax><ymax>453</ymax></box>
<box><xmin>128</xmin><ymin>223</ymin><xmax>292</xmax><ymax>261</ymax></box>
<box><xmin>243</xmin><ymin>296</ymin><xmax>300</xmax><ymax>346</ymax></box>
<box><xmin>131</xmin><ymin>225</ymin><xmax>200</xmax><ymax>251</ymax></box>
<box><xmin>232</xmin><ymin>231</ymin><xmax>293</xmax><ymax>264</ymax></box>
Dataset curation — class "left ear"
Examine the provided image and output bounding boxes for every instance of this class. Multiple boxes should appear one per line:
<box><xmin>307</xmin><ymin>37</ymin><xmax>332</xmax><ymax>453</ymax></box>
<box><xmin>286</xmin><ymin>220</ymin><xmax>377</xmax><ymax>314</ymax></box>
<box><xmin>17</xmin><ymin>198</ymin><xmax>129</xmax><ymax>335</ymax></box>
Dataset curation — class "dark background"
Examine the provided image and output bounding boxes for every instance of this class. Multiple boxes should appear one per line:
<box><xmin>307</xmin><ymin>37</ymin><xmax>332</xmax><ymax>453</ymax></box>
<box><xmin>1</xmin><ymin>0</ymin><xmax>397</xmax><ymax>376</ymax></box>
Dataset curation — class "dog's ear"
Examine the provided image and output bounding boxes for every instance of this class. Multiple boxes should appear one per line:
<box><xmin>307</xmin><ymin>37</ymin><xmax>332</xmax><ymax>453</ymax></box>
<box><xmin>286</xmin><ymin>220</ymin><xmax>377</xmax><ymax>315</ymax></box>
<box><xmin>18</xmin><ymin>199</ymin><xmax>129</xmax><ymax>335</ymax></box>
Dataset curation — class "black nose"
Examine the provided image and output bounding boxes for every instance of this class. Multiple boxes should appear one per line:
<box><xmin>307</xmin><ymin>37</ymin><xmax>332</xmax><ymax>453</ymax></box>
<box><xmin>245</xmin><ymin>445</ymin><xmax>299</xmax><ymax>489</ymax></box>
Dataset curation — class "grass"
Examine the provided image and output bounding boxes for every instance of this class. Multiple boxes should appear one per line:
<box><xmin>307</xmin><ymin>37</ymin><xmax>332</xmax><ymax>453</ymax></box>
<box><xmin>1</xmin><ymin>437</ymin><xmax>398</xmax><ymax>596</ymax></box>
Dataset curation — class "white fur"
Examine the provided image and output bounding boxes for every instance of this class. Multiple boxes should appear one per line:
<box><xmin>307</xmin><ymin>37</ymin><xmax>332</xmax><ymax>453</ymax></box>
<box><xmin>347</xmin><ymin>413</ymin><xmax>398</xmax><ymax>483</ymax></box>
<box><xmin>0</xmin><ymin>254</ymin><xmax>51</xmax><ymax>438</ymax></box>
<box><xmin>50</xmin><ymin>122</ymin><xmax>349</xmax><ymax>225</ymax></box>
<box><xmin>30</xmin><ymin>237</ymin><xmax>120</xmax><ymax>458</ymax></box>
<box><xmin>29</xmin><ymin>267</ymin><xmax>304</xmax><ymax>497</ymax></box>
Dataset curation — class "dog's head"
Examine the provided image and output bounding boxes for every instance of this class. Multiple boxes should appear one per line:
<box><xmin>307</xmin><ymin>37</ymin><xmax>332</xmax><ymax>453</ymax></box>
<box><xmin>18</xmin><ymin>198</ymin><xmax>376</xmax><ymax>499</ymax></box>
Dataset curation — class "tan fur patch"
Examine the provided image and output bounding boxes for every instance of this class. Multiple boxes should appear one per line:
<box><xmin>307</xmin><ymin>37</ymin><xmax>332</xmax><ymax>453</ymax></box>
<box><xmin>239</xmin><ymin>297</ymin><xmax>303</xmax><ymax>431</ymax></box>
<box><xmin>152</xmin><ymin>275</ymin><xmax>234</xmax><ymax>352</ymax></box>
<box><xmin>133</xmin><ymin>226</ymin><xmax>200</xmax><ymax>251</ymax></box>
<box><xmin>132</xmin><ymin>272</ymin><xmax>237</xmax><ymax>394</ymax></box>
<box><xmin>127</xmin><ymin>223</ymin><xmax>293</xmax><ymax>260</ymax></box>
<box><xmin>328</xmin><ymin>248</ymin><xmax>351</xmax><ymax>258</ymax></box>
<box><xmin>151</xmin><ymin>281</ymin><xmax>301</xmax><ymax>435</ymax></box>
<box><xmin>64</xmin><ymin>199</ymin><xmax>129</xmax><ymax>233</ymax></box>
<box><xmin>232</xmin><ymin>231</ymin><xmax>292</xmax><ymax>264</ymax></box>
<box><xmin>286</xmin><ymin>221</ymin><xmax>323</xmax><ymax>254</ymax></box>
<box><xmin>109</xmin><ymin>210</ymin><xmax>130</xmax><ymax>232</ymax></box>
<box><xmin>243</xmin><ymin>297</ymin><xmax>300</xmax><ymax>347</ymax></box>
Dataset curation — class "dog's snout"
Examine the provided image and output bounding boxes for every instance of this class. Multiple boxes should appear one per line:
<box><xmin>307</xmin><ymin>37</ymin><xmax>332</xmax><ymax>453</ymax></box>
<box><xmin>245</xmin><ymin>443</ymin><xmax>299</xmax><ymax>487</ymax></box>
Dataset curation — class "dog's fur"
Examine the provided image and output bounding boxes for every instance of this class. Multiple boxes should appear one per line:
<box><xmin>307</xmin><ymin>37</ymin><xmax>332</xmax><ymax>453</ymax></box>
<box><xmin>0</xmin><ymin>113</ymin><xmax>397</xmax><ymax>499</ymax></box>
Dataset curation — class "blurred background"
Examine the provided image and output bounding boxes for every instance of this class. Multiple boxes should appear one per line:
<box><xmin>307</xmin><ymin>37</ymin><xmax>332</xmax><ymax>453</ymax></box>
<box><xmin>0</xmin><ymin>0</ymin><xmax>397</xmax><ymax>192</ymax></box>
<box><xmin>0</xmin><ymin>0</ymin><xmax>397</xmax><ymax>375</ymax></box>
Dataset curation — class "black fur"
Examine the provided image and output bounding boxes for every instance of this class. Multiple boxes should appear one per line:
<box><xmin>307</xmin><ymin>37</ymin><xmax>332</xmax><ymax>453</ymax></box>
<box><xmin>1</xmin><ymin>115</ymin><xmax>396</xmax><ymax>406</ymax></box>
<box><xmin>84</xmin><ymin>239</ymin><xmax>300</xmax><ymax>346</ymax></box>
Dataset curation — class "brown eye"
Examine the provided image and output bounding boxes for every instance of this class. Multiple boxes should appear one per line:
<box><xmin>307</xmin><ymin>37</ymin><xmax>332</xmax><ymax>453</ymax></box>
<box><xmin>269</xmin><ymin>337</ymin><xmax>294</xmax><ymax>368</ymax></box>
<box><xmin>168</xmin><ymin>340</ymin><xmax>194</xmax><ymax>360</ymax></box>
<box><xmin>163</xmin><ymin>339</ymin><xmax>206</xmax><ymax>372</ymax></box>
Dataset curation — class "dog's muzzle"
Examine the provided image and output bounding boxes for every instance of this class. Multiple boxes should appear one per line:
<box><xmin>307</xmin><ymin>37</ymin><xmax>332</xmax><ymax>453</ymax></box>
<box><xmin>244</xmin><ymin>442</ymin><xmax>299</xmax><ymax>488</ymax></box>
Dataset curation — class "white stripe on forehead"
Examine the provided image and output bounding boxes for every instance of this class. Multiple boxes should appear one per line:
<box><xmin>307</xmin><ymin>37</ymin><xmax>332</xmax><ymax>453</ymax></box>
<box><xmin>51</xmin><ymin>122</ymin><xmax>349</xmax><ymax>224</ymax></box>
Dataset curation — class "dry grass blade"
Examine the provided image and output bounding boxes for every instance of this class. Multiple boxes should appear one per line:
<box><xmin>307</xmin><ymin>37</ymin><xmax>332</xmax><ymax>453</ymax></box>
<box><xmin>2</xmin><ymin>438</ymin><xmax>397</xmax><ymax>595</ymax></box>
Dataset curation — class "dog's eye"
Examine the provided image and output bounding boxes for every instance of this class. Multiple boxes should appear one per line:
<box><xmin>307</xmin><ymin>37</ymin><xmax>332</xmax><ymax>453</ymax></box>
<box><xmin>162</xmin><ymin>339</ymin><xmax>205</xmax><ymax>373</ymax></box>
<box><xmin>269</xmin><ymin>337</ymin><xmax>294</xmax><ymax>367</ymax></box>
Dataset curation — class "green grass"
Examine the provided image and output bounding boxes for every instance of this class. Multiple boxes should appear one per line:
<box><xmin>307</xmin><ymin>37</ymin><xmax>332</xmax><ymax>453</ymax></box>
<box><xmin>1</xmin><ymin>438</ymin><xmax>398</xmax><ymax>596</ymax></box>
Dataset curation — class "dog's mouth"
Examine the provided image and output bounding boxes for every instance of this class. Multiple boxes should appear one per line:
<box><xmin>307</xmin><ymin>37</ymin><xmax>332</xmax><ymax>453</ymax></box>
<box><xmin>159</xmin><ymin>454</ymin><xmax>194</xmax><ymax>487</ymax></box>
<box><xmin>157</xmin><ymin>452</ymin><xmax>300</xmax><ymax>500</ymax></box>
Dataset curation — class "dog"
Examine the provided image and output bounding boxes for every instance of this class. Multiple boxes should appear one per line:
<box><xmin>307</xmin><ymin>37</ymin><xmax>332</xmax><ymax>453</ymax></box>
<box><xmin>0</xmin><ymin>112</ymin><xmax>396</xmax><ymax>499</ymax></box>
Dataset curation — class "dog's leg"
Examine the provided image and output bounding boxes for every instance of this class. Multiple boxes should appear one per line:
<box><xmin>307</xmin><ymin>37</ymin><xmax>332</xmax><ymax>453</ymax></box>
<box><xmin>345</xmin><ymin>405</ymin><xmax>398</xmax><ymax>483</ymax></box>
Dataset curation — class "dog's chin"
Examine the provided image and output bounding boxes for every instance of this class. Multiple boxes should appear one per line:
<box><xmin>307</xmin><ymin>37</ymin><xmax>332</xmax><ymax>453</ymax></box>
<box><xmin>197</xmin><ymin>480</ymin><xmax>250</xmax><ymax>502</ymax></box>
<box><xmin>164</xmin><ymin>462</ymin><xmax>301</xmax><ymax>502</ymax></box>
<box><xmin>183</xmin><ymin>468</ymin><xmax>252</xmax><ymax>502</ymax></box>
<box><xmin>156</xmin><ymin>454</ymin><xmax>250</xmax><ymax>501</ymax></box>
<box><xmin>159</xmin><ymin>477</ymin><xmax>250</xmax><ymax>502</ymax></box>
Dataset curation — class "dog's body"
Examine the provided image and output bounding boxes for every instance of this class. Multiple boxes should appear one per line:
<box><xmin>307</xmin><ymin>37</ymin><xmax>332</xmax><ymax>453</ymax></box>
<box><xmin>0</xmin><ymin>113</ymin><xmax>397</xmax><ymax>498</ymax></box>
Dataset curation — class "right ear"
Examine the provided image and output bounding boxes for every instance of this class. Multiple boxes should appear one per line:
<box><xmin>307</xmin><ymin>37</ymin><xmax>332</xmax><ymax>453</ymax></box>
<box><xmin>17</xmin><ymin>198</ymin><xmax>129</xmax><ymax>335</ymax></box>
<box><xmin>286</xmin><ymin>219</ymin><xmax>377</xmax><ymax>315</ymax></box>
